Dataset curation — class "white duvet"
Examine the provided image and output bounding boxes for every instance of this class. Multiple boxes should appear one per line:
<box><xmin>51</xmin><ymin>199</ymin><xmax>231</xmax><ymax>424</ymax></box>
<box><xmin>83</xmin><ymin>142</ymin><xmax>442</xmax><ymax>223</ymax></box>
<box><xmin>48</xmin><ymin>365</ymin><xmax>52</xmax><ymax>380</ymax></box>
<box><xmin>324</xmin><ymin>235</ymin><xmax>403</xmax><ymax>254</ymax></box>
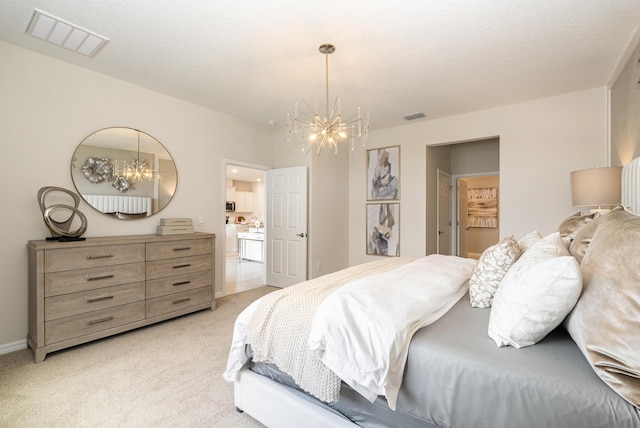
<box><xmin>308</xmin><ymin>254</ymin><xmax>476</xmax><ymax>409</ymax></box>
<box><xmin>224</xmin><ymin>254</ymin><xmax>476</xmax><ymax>410</ymax></box>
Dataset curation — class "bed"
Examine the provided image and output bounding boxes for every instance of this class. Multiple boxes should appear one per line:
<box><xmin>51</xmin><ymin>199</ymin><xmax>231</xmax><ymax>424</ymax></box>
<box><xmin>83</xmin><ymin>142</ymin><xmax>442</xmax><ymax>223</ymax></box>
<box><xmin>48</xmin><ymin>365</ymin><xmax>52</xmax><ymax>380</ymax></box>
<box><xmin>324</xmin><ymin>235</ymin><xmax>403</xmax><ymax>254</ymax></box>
<box><xmin>82</xmin><ymin>194</ymin><xmax>152</xmax><ymax>218</ymax></box>
<box><xmin>224</xmin><ymin>181</ymin><xmax>640</xmax><ymax>427</ymax></box>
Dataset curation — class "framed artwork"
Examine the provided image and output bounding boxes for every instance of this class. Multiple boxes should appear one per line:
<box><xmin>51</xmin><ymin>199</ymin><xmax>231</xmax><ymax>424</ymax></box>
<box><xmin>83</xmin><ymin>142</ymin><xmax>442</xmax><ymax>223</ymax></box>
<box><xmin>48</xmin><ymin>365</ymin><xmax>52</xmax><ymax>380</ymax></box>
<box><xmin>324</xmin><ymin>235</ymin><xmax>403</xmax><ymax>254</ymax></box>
<box><xmin>366</xmin><ymin>203</ymin><xmax>399</xmax><ymax>256</ymax></box>
<box><xmin>467</xmin><ymin>187</ymin><xmax>498</xmax><ymax>228</ymax></box>
<box><xmin>367</xmin><ymin>146</ymin><xmax>400</xmax><ymax>200</ymax></box>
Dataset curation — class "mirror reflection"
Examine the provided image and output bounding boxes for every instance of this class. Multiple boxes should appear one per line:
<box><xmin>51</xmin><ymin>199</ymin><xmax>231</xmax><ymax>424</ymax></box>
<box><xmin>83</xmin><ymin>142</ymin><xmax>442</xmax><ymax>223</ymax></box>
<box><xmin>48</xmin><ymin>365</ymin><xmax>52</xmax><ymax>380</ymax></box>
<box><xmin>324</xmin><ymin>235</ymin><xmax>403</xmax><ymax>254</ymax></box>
<box><xmin>71</xmin><ymin>127</ymin><xmax>178</xmax><ymax>219</ymax></box>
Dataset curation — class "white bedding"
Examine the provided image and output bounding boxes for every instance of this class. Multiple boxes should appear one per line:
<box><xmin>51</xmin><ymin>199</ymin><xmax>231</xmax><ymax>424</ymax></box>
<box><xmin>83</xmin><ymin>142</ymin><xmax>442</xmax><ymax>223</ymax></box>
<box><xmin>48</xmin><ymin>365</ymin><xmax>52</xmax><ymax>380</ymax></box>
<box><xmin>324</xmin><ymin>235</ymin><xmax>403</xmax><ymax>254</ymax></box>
<box><xmin>224</xmin><ymin>255</ymin><xmax>477</xmax><ymax>410</ymax></box>
<box><xmin>224</xmin><ymin>257</ymin><xmax>412</xmax><ymax>399</ymax></box>
<box><xmin>308</xmin><ymin>254</ymin><xmax>477</xmax><ymax>409</ymax></box>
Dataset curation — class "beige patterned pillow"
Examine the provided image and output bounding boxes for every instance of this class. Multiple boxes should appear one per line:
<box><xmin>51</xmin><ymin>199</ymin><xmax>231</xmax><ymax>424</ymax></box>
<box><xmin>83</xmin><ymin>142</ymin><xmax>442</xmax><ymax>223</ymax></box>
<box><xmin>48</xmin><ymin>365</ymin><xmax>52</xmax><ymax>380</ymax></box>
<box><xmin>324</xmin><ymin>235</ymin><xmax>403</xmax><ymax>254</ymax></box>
<box><xmin>469</xmin><ymin>236</ymin><xmax>521</xmax><ymax>308</ymax></box>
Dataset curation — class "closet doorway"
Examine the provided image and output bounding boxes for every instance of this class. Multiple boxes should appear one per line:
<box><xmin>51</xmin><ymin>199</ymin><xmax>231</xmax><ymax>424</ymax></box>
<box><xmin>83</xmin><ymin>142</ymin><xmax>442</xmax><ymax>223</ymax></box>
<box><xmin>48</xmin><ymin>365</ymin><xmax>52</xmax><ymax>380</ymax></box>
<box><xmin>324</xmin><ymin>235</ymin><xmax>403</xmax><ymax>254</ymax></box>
<box><xmin>452</xmin><ymin>173</ymin><xmax>500</xmax><ymax>258</ymax></box>
<box><xmin>223</xmin><ymin>161</ymin><xmax>267</xmax><ymax>295</ymax></box>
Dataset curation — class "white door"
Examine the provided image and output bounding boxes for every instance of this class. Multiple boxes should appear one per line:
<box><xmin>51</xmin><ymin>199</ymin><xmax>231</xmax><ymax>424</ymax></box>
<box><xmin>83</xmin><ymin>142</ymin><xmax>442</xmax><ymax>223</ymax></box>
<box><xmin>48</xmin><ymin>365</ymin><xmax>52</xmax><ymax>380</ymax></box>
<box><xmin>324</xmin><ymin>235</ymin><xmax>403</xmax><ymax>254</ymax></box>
<box><xmin>437</xmin><ymin>169</ymin><xmax>451</xmax><ymax>255</ymax></box>
<box><xmin>266</xmin><ymin>166</ymin><xmax>308</xmax><ymax>288</ymax></box>
<box><xmin>457</xmin><ymin>178</ymin><xmax>469</xmax><ymax>258</ymax></box>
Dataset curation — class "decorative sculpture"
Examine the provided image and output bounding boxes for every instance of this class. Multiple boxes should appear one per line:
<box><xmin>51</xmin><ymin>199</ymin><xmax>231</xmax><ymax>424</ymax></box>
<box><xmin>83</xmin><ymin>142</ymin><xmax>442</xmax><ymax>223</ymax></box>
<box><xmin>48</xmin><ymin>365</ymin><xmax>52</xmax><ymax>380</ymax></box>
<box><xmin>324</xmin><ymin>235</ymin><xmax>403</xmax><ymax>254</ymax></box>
<box><xmin>37</xmin><ymin>187</ymin><xmax>88</xmax><ymax>241</ymax></box>
<box><xmin>81</xmin><ymin>156</ymin><xmax>114</xmax><ymax>183</ymax></box>
<box><xmin>112</xmin><ymin>175</ymin><xmax>132</xmax><ymax>193</ymax></box>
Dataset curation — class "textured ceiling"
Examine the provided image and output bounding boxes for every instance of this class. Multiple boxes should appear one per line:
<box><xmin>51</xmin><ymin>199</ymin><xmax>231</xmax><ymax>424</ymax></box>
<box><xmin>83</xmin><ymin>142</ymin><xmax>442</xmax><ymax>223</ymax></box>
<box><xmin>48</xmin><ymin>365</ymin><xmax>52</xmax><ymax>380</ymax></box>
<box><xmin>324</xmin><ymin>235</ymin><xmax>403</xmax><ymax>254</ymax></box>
<box><xmin>1</xmin><ymin>1</ymin><xmax>639</xmax><ymax>131</ymax></box>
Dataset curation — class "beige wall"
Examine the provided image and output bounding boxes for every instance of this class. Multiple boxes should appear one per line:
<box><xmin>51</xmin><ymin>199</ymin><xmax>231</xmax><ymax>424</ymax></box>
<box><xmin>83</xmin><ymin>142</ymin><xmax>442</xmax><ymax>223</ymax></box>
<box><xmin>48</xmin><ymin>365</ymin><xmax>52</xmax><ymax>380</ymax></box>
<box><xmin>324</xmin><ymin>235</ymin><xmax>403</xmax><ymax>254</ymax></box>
<box><xmin>0</xmin><ymin>41</ymin><xmax>273</xmax><ymax>348</ymax></box>
<box><xmin>349</xmin><ymin>87</ymin><xmax>609</xmax><ymax>265</ymax></box>
<box><xmin>611</xmin><ymin>34</ymin><xmax>640</xmax><ymax>166</ymax></box>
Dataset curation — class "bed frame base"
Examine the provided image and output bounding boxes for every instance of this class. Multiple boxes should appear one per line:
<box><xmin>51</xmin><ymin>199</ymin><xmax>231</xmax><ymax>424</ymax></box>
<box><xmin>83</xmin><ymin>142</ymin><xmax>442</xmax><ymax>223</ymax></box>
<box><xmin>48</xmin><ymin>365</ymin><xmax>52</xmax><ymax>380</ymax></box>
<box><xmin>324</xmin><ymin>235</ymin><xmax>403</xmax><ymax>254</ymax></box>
<box><xmin>234</xmin><ymin>368</ymin><xmax>356</xmax><ymax>428</ymax></box>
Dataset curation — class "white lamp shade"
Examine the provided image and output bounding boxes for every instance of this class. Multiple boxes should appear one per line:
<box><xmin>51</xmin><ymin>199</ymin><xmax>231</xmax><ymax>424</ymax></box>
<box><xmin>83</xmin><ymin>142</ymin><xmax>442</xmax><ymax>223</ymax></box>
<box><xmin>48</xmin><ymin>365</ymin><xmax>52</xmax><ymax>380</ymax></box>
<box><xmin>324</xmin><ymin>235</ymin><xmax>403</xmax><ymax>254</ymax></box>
<box><xmin>570</xmin><ymin>166</ymin><xmax>622</xmax><ymax>207</ymax></box>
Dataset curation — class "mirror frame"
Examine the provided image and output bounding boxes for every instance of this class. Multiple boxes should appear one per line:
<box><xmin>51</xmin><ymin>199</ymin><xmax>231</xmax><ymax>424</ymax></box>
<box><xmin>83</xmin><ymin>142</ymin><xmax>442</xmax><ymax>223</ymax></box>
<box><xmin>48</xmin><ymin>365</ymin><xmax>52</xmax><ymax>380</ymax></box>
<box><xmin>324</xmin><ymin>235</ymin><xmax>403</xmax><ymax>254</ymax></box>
<box><xmin>70</xmin><ymin>127</ymin><xmax>178</xmax><ymax>219</ymax></box>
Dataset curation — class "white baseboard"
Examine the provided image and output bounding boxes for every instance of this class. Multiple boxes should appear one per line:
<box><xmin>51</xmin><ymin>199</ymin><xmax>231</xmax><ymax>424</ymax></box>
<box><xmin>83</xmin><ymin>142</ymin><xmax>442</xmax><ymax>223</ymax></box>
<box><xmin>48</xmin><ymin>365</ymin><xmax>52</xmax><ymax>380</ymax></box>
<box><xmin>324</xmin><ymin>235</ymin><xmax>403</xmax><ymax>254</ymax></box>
<box><xmin>0</xmin><ymin>339</ymin><xmax>27</xmax><ymax>356</ymax></box>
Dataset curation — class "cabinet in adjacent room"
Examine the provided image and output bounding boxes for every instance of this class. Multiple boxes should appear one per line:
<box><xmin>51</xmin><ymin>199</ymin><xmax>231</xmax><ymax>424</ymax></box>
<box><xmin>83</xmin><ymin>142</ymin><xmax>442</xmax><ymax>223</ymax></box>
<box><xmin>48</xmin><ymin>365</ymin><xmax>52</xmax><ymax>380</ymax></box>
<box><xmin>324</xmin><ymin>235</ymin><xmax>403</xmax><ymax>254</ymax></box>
<box><xmin>226</xmin><ymin>187</ymin><xmax>236</xmax><ymax>202</ymax></box>
<box><xmin>235</xmin><ymin>191</ymin><xmax>254</xmax><ymax>212</ymax></box>
<box><xmin>27</xmin><ymin>232</ymin><xmax>215</xmax><ymax>363</ymax></box>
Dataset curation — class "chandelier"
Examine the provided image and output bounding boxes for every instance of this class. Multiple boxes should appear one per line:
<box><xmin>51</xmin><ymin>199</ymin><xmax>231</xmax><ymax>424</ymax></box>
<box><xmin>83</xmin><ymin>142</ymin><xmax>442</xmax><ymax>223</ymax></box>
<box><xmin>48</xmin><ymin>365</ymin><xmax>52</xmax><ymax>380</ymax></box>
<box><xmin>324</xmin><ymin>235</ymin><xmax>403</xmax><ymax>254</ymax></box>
<box><xmin>116</xmin><ymin>131</ymin><xmax>158</xmax><ymax>185</ymax></box>
<box><xmin>287</xmin><ymin>44</ymin><xmax>369</xmax><ymax>154</ymax></box>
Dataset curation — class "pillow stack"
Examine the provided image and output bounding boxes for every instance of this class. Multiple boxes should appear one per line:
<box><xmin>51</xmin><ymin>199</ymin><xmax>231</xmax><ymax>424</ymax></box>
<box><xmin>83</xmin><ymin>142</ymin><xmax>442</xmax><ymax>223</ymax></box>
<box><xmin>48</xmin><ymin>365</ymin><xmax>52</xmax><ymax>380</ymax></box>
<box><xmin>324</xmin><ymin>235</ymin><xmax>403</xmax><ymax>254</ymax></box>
<box><xmin>487</xmin><ymin>232</ymin><xmax>582</xmax><ymax>348</ymax></box>
<box><xmin>564</xmin><ymin>208</ymin><xmax>640</xmax><ymax>409</ymax></box>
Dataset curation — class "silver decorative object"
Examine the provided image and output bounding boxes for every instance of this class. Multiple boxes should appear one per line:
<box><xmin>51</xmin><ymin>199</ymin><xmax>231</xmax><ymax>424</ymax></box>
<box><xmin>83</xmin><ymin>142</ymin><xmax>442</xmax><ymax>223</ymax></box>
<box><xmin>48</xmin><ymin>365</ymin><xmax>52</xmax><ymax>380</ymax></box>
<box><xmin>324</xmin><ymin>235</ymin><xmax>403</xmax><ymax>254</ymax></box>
<box><xmin>37</xmin><ymin>187</ymin><xmax>88</xmax><ymax>241</ymax></box>
<box><xmin>112</xmin><ymin>175</ymin><xmax>131</xmax><ymax>193</ymax></box>
<box><xmin>82</xmin><ymin>156</ymin><xmax>114</xmax><ymax>183</ymax></box>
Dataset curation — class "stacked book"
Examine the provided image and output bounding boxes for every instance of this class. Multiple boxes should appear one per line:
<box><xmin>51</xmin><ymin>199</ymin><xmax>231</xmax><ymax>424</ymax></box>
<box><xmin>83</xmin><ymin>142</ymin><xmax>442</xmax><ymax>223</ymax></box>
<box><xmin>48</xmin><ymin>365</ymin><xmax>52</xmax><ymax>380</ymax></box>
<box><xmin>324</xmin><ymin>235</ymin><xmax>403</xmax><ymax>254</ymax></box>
<box><xmin>157</xmin><ymin>218</ymin><xmax>194</xmax><ymax>235</ymax></box>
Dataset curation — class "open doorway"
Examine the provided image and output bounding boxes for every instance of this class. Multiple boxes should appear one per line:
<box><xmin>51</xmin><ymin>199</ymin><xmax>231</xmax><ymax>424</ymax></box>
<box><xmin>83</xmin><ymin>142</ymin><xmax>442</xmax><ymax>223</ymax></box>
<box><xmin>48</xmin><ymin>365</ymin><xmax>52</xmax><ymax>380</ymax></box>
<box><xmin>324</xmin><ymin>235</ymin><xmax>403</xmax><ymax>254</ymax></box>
<box><xmin>427</xmin><ymin>137</ymin><xmax>499</xmax><ymax>256</ymax></box>
<box><xmin>223</xmin><ymin>161</ymin><xmax>267</xmax><ymax>295</ymax></box>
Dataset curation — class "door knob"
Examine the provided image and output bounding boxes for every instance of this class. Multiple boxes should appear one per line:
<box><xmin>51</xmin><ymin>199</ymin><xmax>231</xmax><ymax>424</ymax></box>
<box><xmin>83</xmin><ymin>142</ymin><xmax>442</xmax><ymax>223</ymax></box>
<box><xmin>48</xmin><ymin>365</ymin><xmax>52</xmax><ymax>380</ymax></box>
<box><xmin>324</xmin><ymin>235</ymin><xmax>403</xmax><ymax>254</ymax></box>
<box><xmin>438</xmin><ymin>231</ymin><xmax>444</xmax><ymax>235</ymax></box>
<box><xmin>296</xmin><ymin>233</ymin><xmax>307</xmax><ymax>238</ymax></box>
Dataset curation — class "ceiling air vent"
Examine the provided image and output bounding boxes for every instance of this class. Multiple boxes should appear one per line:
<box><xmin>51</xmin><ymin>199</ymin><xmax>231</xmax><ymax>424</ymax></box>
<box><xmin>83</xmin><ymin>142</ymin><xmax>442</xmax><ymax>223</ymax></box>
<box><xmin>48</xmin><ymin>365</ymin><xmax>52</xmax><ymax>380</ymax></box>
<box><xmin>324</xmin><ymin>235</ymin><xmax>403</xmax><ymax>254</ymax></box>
<box><xmin>403</xmin><ymin>112</ymin><xmax>426</xmax><ymax>121</ymax></box>
<box><xmin>26</xmin><ymin>9</ymin><xmax>109</xmax><ymax>58</ymax></box>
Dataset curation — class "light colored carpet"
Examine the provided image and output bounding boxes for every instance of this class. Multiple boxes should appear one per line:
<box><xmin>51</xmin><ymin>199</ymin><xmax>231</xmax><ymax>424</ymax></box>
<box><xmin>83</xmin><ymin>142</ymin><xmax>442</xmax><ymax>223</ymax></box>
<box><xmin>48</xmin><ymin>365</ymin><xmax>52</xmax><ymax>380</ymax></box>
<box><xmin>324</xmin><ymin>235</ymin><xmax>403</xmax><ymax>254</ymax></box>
<box><xmin>0</xmin><ymin>286</ymin><xmax>276</xmax><ymax>428</ymax></box>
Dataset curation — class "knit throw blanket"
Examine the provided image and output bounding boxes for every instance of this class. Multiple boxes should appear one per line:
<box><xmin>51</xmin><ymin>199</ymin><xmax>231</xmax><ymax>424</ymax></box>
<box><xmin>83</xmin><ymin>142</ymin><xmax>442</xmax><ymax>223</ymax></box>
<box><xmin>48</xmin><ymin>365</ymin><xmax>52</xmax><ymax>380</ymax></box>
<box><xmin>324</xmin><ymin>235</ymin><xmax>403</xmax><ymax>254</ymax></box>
<box><xmin>247</xmin><ymin>257</ymin><xmax>412</xmax><ymax>403</ymax></box>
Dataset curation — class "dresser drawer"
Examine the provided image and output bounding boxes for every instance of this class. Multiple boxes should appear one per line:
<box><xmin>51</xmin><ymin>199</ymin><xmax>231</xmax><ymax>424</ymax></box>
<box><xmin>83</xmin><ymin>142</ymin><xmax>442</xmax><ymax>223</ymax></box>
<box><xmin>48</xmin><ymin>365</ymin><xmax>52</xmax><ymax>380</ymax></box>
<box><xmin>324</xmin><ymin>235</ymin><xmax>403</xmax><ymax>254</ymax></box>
<box><xmin>145</xmin><ymin>287</ymin><xmax>211</xmax><ymax>318</ymax></box>
<box><xmin>146</xmin><ymin>238</ymin><xmax>212</xmax><ymax>261</ymax></box>
<box><xmin>45</xmin><ymin>262</ymin><xmax>145</xmax><ymax>297</ymax></box>
<box><xmin>146</xmin><ymin>270</ymin><xmax>211</xmax><ymax>299</ymax></box>
<box><xmin>45</xmin><ymin>244</ymin><xmax>145</xmax><ymax>273</ymax></box>
<box><xmin>45</xmin><ymin>282</ymin><xmax>145</xmax><ymax>321</ymax></box>
<box><xmin>45</xmin><ymin>302</ymin><xmax>145</xmax><ymax>345</ymax></box>
<box><xmin>146</xmin><ymin>254</ymin><xmax>212</xmax><ymax>280</ymax></box>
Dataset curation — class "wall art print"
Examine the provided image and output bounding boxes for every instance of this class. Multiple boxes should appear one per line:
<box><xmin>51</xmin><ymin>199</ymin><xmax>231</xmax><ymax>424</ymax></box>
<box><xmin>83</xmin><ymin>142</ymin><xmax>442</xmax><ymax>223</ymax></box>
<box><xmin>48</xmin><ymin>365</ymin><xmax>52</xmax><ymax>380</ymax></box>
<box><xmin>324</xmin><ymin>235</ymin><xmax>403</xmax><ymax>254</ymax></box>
<box><xmin>468</xmin><ymin>187</ymin><xmax>498</xmax><ymax>228</ymax></box>
<box><xmin>367</xmin><ymin>146</ymin><xmax>400</xmax><ymax>200</ymax></box>
<box><xmin>367</xmin><ymin>203</ymin><xmax>399</xmax><ymax>256</ymax></box>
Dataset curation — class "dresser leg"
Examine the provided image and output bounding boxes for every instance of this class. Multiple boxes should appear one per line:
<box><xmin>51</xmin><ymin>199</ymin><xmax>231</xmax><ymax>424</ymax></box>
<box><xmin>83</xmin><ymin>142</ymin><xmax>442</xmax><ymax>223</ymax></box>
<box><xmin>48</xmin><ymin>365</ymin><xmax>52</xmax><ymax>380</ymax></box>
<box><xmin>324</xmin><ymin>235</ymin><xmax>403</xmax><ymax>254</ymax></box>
<box><xmin>33</xmin><ymin>348</ymin><xmax>46</xmax><ymax>363</ymax></box>
<box><xmin>27</xmin><ymin>336</ymin><xmax>46</xmax><ymax>363</ymax></box>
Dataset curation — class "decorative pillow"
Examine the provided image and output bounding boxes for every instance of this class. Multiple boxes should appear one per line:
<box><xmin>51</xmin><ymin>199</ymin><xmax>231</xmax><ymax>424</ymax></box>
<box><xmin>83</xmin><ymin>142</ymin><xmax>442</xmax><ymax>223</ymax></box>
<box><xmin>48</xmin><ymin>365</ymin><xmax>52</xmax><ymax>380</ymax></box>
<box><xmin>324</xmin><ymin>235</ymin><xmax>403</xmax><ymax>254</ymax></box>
<box><xmin>567</xmin><ymin>214</ymin><xmax>605</xmax><ymax>264</ymax></box>
<box><xmin>468</xmin><ymin>236</ymin><xmax>521</xmax><ymax>308</ymax></box>
<box><xmin>564</xmin><ymin>209</ymin><xmax>640</xmax><ymax>409</ymax></box>
<box><xmin>558</xmin><ymin>211</ymin><xmax>598</xmax><ymax>248</ymax></box>
<box><xmin>488</xmin><ymin>232</ymin><xmax>582</xmax><ymax>348</ymax></box>
<box><xmin>517</xmin><ymin>230</ymin><xmax>542</xmax><ymax>253</ymax></box>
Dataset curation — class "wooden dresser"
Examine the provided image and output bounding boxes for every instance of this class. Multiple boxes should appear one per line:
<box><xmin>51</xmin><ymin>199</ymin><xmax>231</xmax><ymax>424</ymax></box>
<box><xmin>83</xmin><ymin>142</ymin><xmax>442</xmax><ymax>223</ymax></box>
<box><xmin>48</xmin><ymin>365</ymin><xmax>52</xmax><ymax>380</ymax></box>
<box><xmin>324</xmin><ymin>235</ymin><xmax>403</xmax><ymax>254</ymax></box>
<box><xmin>27</xmin><ymin>232</ymin><xmax>215</xmax><ymax>363</ymax></box>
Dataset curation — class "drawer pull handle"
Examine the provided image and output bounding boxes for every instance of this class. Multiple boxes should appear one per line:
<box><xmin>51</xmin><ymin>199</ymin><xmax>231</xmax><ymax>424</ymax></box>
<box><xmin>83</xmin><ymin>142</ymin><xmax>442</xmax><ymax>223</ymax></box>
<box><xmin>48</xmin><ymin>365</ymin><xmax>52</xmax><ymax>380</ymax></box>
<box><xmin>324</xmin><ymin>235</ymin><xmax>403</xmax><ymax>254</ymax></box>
<box><xmin>87</xmin><ymin>274</ymin><xmax>114</xmax><ymax>281</ymax></box>
<box><xmin>87</xmin><ymin>254</ymin><xmax>114</xmax><ymax>260</ymax></box>
<box><xmin>88</xmin><ymin>295</ymin><xmax>115</xmax><ymax>303</ymax></box>
<box><xmin>173</xmin><ymin>247</ymin><xmax>192</xmax><ymax>251</ymax></box>
<box><xmin>173</xmin><ymin>263</ymin><xmax>191</xmax><ymax>269</ymax></box>
<box><xmin>87</xmin><ymin>316</ymin><xmax>114</xmax><ymax>325</ymax></box>
<box><xmin>173</xmin><ymin>297</ymin><xmax>191</xmax><ymax>305</ymax></box>
<box><xmin>173</xmin><ymin>280</ymin><xmax>191</xmax><ymax>286</ymax></box>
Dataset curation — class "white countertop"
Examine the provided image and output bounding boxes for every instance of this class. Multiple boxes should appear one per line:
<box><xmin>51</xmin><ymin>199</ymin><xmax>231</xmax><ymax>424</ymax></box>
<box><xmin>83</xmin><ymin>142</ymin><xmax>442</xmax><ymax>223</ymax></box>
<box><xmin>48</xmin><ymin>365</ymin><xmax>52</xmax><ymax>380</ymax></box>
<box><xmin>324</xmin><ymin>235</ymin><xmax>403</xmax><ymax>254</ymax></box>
<box><xmin>238</xmin><ymin>232</ymin><xmax>264</xmax><ymax>241</ymax></box>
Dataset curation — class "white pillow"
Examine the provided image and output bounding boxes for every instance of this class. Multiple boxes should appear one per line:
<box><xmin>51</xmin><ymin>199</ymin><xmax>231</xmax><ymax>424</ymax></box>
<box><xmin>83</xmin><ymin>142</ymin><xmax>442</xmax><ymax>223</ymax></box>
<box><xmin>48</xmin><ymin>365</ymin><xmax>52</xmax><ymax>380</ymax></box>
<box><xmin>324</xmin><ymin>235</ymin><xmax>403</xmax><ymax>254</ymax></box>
<box><xmin>469</xmin><ymin>236</ymin><xmax>521</xmax><ymax>308</ymax></box>
<box><xmin>488</xmin><ymin>232</ymin><xmax>582</xmax><ymax>348</ymax></box>
<box><xmin>517</xmin><ymin>230</ymin><xmax>542</xmax><ymax>253</ymax></box>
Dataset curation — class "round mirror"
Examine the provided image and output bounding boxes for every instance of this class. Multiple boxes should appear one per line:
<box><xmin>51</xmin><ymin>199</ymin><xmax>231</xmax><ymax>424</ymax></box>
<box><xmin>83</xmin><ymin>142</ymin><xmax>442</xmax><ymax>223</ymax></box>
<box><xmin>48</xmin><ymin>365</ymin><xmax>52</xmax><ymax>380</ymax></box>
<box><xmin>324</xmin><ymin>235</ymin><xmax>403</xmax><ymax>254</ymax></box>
<box><xmin>71</xmin><ymin>127</ymin><xmax>178</xmax><ymax>219</ymax></box>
